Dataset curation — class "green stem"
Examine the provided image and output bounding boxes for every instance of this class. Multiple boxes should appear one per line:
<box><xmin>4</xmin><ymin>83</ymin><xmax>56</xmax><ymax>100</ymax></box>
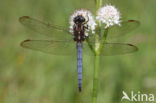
<box><xmin>99</xmin><ymin>28</ymin><xmax>108</xmax><ymax>52</ymax></box>
<box><xmin>95</xmin><ymin>0</ymin><xmax>103</xmax><ymax>10</ymax></box>
<box><xmin>92</xmin><ymin>0</ymin><xmax>103</xmax><ymax>103</ymax></box>
<box><xmin>92</xmin><ymin>55</ymin><xmax>100</xmax><ymax>103</ymax></box>
<box><xmin>92</xmin><ymin>29</ymin><xmax>108</xmax><ymax>103</ymax></box>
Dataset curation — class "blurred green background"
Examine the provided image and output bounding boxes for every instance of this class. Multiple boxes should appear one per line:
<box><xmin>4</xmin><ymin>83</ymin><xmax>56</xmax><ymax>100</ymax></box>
<box><xmin>0</xmin><ymin>0</ymin><xmax>156</xmax><ymax>103</ymax></box>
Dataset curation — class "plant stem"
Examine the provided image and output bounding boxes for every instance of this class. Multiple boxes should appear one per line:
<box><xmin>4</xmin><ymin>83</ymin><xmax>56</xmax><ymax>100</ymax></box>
<box><xmin>99</xmin><ymin>28</ymin><xmax>108</xmax><ymax>52</ymax></box>
<box><xmin>92</xmin><ymin>28</ymin><xmax>108</xmax><ymax>103</ymax></box>
<box><xmin>92</xmin><ymin>0</ymin><xmax>103</xmax><ymax>103</ymax></box>
<box><xmin>92</xmin><ymin>55</ymin><xmax>100</xmax><ymax>103</ymax></box>
<box><xmin>95</xmin><ymin>0</ymin><xmax>103</xmax><ymax>10</ymax></box>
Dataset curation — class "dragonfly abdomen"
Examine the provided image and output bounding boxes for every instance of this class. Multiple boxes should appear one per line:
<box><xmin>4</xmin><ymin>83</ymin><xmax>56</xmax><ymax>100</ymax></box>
<box><xmin>77</xmin><ymin>42</ymin><xmax>83</xmax><ymax>92</ymax></box>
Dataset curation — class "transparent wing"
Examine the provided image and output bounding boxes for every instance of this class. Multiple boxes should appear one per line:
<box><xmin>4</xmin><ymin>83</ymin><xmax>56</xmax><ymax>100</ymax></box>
<box><xmin>100</xmin><ymin>42</ymin><xmax>138</xmax><ymax>56</ymax></box>
<box><xmin>21</xmin><ymin>39</ymin><xmax>94</xmax><ymax>56</ymax></box>
<box><xmin>19</xmin><ymin>16</ymin><xmax>72</xmax><ymax>40</ymax></box>
<box><xmin>21</xmin><ymin>40</ymin><xmax>138</xmax><ymax>56</ymax></box>
<box><xmin>21</xmin><ymin>39</ymin><xmax>77</xmax><ymax>55</ymax></box>
<box><xmin>95</xmin><ymin>20</ymin><xmax>140</xmax><ymax>39</ymax></box>
<box><xmin>107</xmin><ymin>20</ymin><xmax>140</xmax><ymax>38</ymax></box>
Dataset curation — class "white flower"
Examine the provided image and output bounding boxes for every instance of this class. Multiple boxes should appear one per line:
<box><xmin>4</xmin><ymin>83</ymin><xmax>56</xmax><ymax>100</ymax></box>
<box><xmin>69</xmin><ymin>9</ymin><xmax>96</xmax><ymax>36</ymax></box>
<box><xmin>96</xmin><ymin>5</ymin><xmax>121</xmax><ymax>28</ymax></box>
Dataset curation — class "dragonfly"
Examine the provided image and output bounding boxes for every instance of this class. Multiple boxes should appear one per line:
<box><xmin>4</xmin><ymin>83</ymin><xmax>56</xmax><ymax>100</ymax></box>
<box><xmin>19</xmin><ymin>16</ymin><xmax>139</xmax><ymax>92</ymax></box>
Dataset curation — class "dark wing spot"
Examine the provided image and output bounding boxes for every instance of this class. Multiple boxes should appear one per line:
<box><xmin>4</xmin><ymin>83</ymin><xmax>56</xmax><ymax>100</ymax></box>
<box><xmin>127</xmin><ymin>43</ymin><xmax>134</xmax><ymax>46</ymax></box>
<box><xmin>128</xmin><ymin>20</ymin><xmax>135</xmax><ymax>22</ymax></box>
<box><xmin>127</xmin><ymin>43</ymin><xmax>139</xmax><ymax>51</ymax></box>
<box><xmin>128</xmin><ymin>20</ymin><xmax>140</xmax><ymax>25</ymax></box>
<box><xmin>19</xmin><ymin>16</ymin><xmax>30</xmax><ymax>22</ymax></box>
<box><xmin>20</xmin><ymin>39</ymin><xmax>31</xmax><ymax>47</ymax></box>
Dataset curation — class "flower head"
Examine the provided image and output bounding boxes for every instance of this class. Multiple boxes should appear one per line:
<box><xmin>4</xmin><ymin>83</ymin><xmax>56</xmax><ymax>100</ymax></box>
<box><xmin>69</xmin><ymin>9</ymin><xmax>96</xmax><ymax>36</ymax></box>
<box><xmin>96</xmin><ymin>5</ymin><xmax>121</xmax><ymax>28</ymax></box>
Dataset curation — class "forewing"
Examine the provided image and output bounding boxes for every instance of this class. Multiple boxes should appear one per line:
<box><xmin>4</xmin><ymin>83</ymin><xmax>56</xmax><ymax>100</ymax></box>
<box><xmin>100</xmin><ymin>43</ymin><xmax>138</xmax><ymax>56</ymax></box>
<box><xmin>19</xmin><ymin>16</ymin><xmax>72</xmax><ymax>40</ymax></box>
<box><xmin>21</xmin><ymin>40</ymin><xmax>76</xmax><ymax>55</ymax></box>
<box><xmin>107</xmin><ymin>20</ymin><xmax>140</xmax><ymax>39</ymax></box>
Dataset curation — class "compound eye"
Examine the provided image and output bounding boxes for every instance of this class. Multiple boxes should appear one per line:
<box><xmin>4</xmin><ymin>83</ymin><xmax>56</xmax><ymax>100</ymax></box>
<box><xmin>80</xmin><ymin>17</ymin><xmax>85</xmax><ymax>22</ymax></box>
<box><xmin>74</xmin><ymin>17</ymin><xmax>79</xmax><ymax>23</ymax></box>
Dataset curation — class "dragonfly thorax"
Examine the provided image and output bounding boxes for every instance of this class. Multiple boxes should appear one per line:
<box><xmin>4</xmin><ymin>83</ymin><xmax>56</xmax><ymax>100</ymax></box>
<box><xmin>73</xmin><ymin>15</ymin><xmax>88</xmax><ymax>42</ymax></box>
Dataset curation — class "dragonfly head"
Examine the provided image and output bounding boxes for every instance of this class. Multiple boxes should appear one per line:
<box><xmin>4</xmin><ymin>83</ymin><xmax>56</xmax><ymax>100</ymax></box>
<box><xmin>73</xmin><ymin>15</ymin><xmax>86</xmax><ymax>25</ymax></box>
<box><xmin>69</xmin><ymin>9</ymin><xmax>96</xmax><ymax>35</ymax></box>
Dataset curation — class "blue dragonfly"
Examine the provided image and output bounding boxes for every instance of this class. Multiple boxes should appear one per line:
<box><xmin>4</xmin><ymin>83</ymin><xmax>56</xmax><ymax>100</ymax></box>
<box><xmin>19</xmin><ymin>16</ymin><xmax>139</xmax><ymax>92</ymax></box>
